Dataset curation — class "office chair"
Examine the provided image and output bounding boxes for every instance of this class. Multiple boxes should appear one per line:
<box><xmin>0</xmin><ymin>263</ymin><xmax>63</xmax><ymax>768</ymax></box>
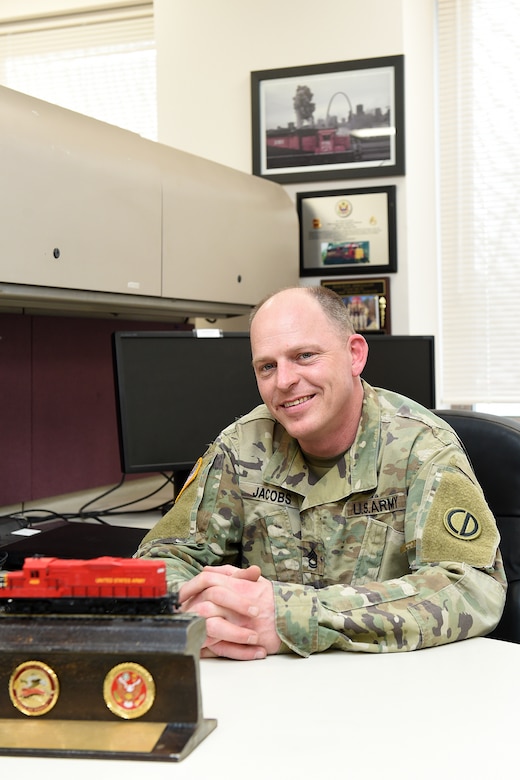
<box><xmin>434</xmin><ymin>409</ymin><xmax>520</xmax><ymax>643</ymax></box>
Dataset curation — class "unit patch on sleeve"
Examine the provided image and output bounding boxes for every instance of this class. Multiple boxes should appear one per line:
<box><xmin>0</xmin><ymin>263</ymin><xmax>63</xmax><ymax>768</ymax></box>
<box><xmin>443</xmin><ymin>508</ymin><xmax>481</xmax><ymax>540</ymax></box>
<box><xmin>420</xmin><ymin>469</ymin><xmax>499</xmax><ymax>568</ymax></box>
<box><xmin>175</xmin><ymin>457</ymin><xmax>203</xmax><ymax>504</ymax></box>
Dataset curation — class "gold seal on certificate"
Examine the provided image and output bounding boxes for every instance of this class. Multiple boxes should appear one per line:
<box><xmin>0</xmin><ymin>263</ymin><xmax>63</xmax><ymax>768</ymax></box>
<box><xmin>103</xmin><ymin>662</ymin><xmax>156</xmax><ymax>720</ymax></box>
<box><xmin>9</xmin><ymin>660</ymin><xmax>60</xmax><ymax>716</ymax></box>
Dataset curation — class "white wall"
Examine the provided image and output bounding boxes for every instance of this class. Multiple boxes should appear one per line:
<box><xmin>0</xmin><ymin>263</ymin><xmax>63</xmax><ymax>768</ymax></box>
<box><xmin>1</xmin><ymin>0</ymin><xmax>440</xmax><ymax>345</ymax></box>
<box><xmin>154</xmin><ymin>0</ymin><xmax>440</xmax><ymax>349</ymax></box>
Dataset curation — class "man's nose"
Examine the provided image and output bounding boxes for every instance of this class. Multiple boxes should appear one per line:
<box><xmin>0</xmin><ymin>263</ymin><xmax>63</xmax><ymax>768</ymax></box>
<box><xmin>276</xmin><ymin>360</ymin><xmax>298</xmax><ymax>390</ymax></box>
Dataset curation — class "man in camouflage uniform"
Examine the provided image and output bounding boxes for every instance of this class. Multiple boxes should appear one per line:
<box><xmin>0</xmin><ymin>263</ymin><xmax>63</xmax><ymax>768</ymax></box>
<box><xmin>136</xmin><ymin>286</ymin><xmax>506</xmax><ymax>659</ymax></box>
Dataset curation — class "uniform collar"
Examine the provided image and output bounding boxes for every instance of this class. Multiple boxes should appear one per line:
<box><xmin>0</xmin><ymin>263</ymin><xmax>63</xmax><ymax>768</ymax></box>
<box><xmin>264</xmin><ymin>381</ymin><xmax>381</xmax><ymax>508</ymax></box>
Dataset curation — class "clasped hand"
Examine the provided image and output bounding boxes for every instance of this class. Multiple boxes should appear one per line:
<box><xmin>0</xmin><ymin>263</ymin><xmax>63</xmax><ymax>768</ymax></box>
<box><xmin>178</xmin><ymin>564</ymin><xmax>281</xmax><ymax>661</ymax></box>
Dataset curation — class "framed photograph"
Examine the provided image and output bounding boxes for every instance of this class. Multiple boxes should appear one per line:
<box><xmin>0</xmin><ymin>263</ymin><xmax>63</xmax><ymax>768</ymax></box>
<box><xmin>297</xmin><ymin>185</ymin><xmax>397</xmax><ymax>276</ymax></box>
<box><xmin>321</xmin><ymin>277</ymin><xmax>391</xmax><ymax>335</ymax></box>
<box><xmin>251</xmin><ymin>55</ymin><xmax>404</xmax><ymax>184</ymax></box>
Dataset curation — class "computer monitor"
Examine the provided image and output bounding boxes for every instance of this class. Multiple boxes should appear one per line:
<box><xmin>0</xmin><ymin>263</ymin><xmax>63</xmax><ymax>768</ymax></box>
<box><xmin>113</xmin><ymin>331</ymin><xmax>261</xmax><ymax>476</ymax></box>
<box><xmin>112</xmin><ymin>330</ymin><xmax>435</xmax><ymax>478</ymax></box>
<box><xmin>363</xmin><ymin>334</ymin><xmax>436</xmax><ymax>409</ymax></box>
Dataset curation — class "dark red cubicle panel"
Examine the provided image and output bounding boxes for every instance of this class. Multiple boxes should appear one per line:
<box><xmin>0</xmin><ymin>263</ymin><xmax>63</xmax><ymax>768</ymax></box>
<box><xmin>0</xmin><ymin>314</ymin><xmax>32</xmax><ymax>504</ymax></box>
<box><xmin>1</xmin><ymin>313</ymin><xmax>188</xmax><ymax>505</ymax></box>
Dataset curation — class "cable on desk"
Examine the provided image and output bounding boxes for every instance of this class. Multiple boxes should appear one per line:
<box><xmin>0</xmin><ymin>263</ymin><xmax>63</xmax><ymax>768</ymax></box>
<box><xmin>0</xmin><ymin>473</ymin><xmax>175</xmax><ymax>533</ymax></box>
<box><xmin>77</xmin><ymin>473</ymin><xmax>127</xmax><ymax>516</ymax></box>
<box><xmin>73</xmin><ymin>472</ymin><xmax>174</xmax><ymax>519</ymax></box>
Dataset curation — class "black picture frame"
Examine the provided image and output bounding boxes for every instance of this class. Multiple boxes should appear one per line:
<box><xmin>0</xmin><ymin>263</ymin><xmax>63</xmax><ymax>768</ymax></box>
<box><xmin>251</xmin><ymin>55</ymin><xmax>405</xmax><ymax>184</ymax></box>
<box><xmin>321</xmin><ymin>277</ymin><xmax>391</xmax><ymax>334</ymax></box>
<box><xmin>297</xmin><ymin>185</ymin><xmax>397</xmax><ymax>276</ymax></box>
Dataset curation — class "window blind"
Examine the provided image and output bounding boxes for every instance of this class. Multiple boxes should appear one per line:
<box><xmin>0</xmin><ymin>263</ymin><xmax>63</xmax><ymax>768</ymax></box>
<box><xmin>0</xmin><ymin>3</ymin><xmax>156</xmax><ymax>140</ymax></box>
<box><xmin>437</xmin><ymin>0</ymin><xmax>520</xmax><ymax>405</ymax></box>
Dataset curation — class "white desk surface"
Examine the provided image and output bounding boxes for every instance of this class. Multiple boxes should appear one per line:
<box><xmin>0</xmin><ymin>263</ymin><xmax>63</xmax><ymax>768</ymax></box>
<box><xmin>0</xmin><ymin>636</ymin><xmax>517</xmax><ymax>779</ymax></box>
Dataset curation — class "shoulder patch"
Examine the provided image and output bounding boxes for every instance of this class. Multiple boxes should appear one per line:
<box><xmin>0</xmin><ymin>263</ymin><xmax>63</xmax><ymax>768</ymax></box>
<box><xmin>420</xmin><ymin>470</ymin><xmax>499</xmax><ymax>568</ymax></box>
<box><xmin>175</xmin><ymin>457</ymin><xmax>203</xmax><ymax>504</ymax></box>
<box><xmin>443</xmin><ymin>508</ymin><xmax>481</xmax><ymax>540</ymax></box>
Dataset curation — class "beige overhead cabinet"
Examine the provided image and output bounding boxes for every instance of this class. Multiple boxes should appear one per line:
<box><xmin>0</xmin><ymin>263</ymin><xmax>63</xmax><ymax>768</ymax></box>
<box><xmin>0</xmin><ymin>86</ymin><xmax>298</xmax><ymax>321</ymax></box>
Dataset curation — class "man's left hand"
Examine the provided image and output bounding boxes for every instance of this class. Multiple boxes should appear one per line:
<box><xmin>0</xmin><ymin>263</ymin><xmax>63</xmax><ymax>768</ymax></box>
<box><xmin>178</xmin><ymin>565</ymin><xmax>281</xmax><ymax>660</ymax></box>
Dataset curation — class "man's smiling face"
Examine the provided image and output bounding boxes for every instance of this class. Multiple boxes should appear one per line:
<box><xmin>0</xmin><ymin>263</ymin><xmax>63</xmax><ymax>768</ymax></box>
<box><xmin>250</xmin><ymin>288</ymin><xmax>367</xmax><ymax>458</ymax></box>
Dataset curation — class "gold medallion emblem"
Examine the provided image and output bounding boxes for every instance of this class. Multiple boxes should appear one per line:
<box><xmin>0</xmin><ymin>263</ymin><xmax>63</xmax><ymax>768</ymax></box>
<box><xmin>103</xmin><ymin>662</ymin><xmax>155</xmax><ymax>720</ymax></box>
<box><xmin>9</xmin><ymin>660</ymin><xmax>60</xmax><ymax>716</ymax></box>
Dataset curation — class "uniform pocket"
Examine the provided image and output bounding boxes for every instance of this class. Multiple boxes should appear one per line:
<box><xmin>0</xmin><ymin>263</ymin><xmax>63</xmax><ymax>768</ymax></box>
<box><xmin>352</xmin><ymin>513</ymin><xmax>407</xmax><ymax>584</ymax></box>
<box><xmin>242</xmin><ymin>507</ymin><xmax>302</xmax><ymax>583</ymax></box>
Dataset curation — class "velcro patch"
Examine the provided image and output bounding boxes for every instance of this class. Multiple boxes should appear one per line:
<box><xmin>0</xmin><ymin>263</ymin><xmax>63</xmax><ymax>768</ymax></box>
<box><xmin>420</xmin><ymin>470</ymin><xmax>499</xmax><ymax>568</ymax></box>
<box><xmin>175</xmin><ymin>457</ymin><xmax>203</xmax><ymax>503</ymax></box>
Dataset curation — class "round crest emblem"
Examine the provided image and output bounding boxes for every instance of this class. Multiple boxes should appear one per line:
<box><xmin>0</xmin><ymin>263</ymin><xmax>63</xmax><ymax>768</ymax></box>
<box><xmin>103</xmin><ymin>662</ymin><xmax>155</xmax><ymax>719</ymax></box>
<box><xmin>9</xmin><ymin>660</ymin><xmax>60</xmax><ymax>716</ymax></box>
<box><xmin>335</xmin><ymin>198</ymin><xmax>353</xmax><ymax>218</ymax></box>
<box><xmin>443</xmin><ymin>508</ymin><xmax>482</xmax><ymax>540</ymax></box>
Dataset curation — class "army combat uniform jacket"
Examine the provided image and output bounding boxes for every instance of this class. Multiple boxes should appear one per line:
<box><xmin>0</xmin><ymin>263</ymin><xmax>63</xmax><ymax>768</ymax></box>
<box><xmin>136</xmin><ymin>382</ymin><xmax>507</xmax><ymax>656</ymax></box>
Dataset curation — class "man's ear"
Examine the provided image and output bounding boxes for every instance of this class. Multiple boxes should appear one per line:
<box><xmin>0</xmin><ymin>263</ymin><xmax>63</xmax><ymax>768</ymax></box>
<box><xmin>348</xmin><ymin>334</ymin><xmax>369</xmax><ymax>377</ymax></box>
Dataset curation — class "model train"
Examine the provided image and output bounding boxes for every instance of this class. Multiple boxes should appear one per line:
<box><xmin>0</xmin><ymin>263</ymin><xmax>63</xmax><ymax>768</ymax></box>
<box><xmin>0</xmin><ymin>555</ymin><xmax>179</xmax><ymax>615</ymax></box>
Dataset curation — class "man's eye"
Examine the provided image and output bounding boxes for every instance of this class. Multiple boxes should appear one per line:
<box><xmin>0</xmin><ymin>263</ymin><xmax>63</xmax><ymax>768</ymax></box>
<box><xmin>260</xmin><ymin>362</ymin><xmax>275</xmax><ymax>373</ymax></box>
<box><xmin>299</xmin><ymin>352</ymin><xmax>314</xmax><ymax>360</ymax></box>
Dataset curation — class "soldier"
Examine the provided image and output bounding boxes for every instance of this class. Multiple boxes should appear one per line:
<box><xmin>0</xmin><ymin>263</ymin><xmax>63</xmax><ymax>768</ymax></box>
<box><xmin>136</xmin><ymin>286</ymin><xmax>506</xmax><ymax>659</ymax></box>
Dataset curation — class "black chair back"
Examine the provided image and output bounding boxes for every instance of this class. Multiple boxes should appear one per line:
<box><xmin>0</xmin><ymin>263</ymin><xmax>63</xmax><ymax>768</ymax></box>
<box><xmin>434</xmin><ymin>409</ymin><xmax>520</xmax><ymax>642</ymax></box>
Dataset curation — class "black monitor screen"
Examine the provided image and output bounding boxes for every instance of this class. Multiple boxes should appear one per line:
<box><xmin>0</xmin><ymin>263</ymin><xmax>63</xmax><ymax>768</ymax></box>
<box><xmin>113</xmin><ymin>330</ymin><xmax>435</xmax><ymax>476</ymax></box>
<box><xmin>362</xmin><ymin>334</ymin><xmax>436</xmax><ymax>409</ymax></box>
<box><xmin>113</xmin><ymin>331</ymin><xmax>261</xmax><ymax>474</ymax></box>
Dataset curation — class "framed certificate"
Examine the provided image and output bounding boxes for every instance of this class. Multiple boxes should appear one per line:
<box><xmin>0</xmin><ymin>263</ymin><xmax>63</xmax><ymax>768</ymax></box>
<box><xmin>297</xmin><ymin>185</ymin><xmax>397</xmax><ymax>276</ymax></box>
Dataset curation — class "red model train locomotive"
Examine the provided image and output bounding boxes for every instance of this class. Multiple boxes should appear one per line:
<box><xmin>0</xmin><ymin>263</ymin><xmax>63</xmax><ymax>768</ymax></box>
<box><xmin>0</xmin><ymin>555</ymin><xmax>178</xmax><ymax>615</ymax></box>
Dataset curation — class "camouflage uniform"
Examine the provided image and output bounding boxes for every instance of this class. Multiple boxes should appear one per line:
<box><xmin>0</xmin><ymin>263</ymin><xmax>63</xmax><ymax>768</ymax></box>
<box><xmin>136</xmin><ymin>382</ymin><xmax>506</xmax><ymax>656</ymax></box>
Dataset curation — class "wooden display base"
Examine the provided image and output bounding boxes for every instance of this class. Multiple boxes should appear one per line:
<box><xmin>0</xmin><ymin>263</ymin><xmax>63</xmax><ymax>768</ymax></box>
<box><xmin>0</xmin><ymin>613</ymin><xmax>216</xmax><ymax>762</ymax></box>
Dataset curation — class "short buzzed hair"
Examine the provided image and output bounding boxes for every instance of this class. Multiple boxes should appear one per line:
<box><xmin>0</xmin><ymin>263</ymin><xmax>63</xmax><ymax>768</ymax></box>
<box><xmin>249</xmin><ymin>286</ymin><xmax>356</xmax><ymax>337</ymax></box>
